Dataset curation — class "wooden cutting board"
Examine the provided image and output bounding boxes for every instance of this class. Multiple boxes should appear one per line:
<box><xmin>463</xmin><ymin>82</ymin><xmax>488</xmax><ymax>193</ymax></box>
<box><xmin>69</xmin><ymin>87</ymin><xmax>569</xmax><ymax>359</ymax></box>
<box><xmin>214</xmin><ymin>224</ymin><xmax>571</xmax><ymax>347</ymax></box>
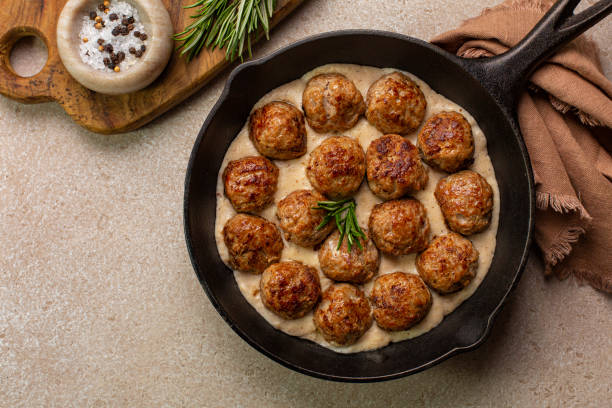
<box><xmin>0</xmin><ymin>0</ymin><xmax>304</xmax><ymax>134</ymax></box>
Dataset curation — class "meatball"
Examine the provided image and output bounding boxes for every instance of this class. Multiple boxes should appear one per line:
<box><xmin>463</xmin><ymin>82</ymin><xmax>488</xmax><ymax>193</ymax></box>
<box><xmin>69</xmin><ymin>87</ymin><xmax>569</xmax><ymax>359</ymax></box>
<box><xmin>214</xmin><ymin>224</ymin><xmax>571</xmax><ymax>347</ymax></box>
<box><xmin>276</xmin><ymin>189</ymin><xmax>335</xmax><ymax>247</ymax></box>
<box><xmin>249</xmin><ymin>101</ymin><xmax>307</xmax><ymax>160</ymax></box>
<box><xmin>302</xmin><ymin>73</ymin><xmax>365</xmax><ymax>133</ymax></box>
<box><xmin>434</xmin><ymin>170</ymin><xmax>493</xmax><ymax>235</ymax></box>
<box><xmin>260</xmin><ymin>261</ymin><xmax>321</xmax><ymax>319</ymax></box>
<box><xmin>223</xmin><ymin>214</ymin><xmax>284</xmax><ymax>274</ymax></box>
<box><xmin>366</xmin><ymin>71</ymin><xmax>427</xmax><ymax>135</ymax></box>
<box><xmin>417</xmin><ymin>111</ymin><xmax>474</xmax><ymax>173</ymax></box>
<box><xmin>223</xmin><ymin>156</ymin><xmax>279</xmax><ymax>213</ymax></box>
<box><xmin>416</xmin><ymin>233</ymin><xmax>479</xmax><ymax>294</ymax></box>
<box><xmin>370</xmin><ymin>272</ymin><xmax>432</xmax><ymax>331</ymax></box>
<box><xmin>318</xmin><ymin>229</ymin><xmax>380</xmax><ymax>284</ymax></box>
<box><xmin>314</xmin><ymin>283</ymin><xmax>372</xmax><ymax>346</ymax></box>
<box><xmin>366</xmin><ymin>134</ymin><xmax>428</xmax><ymax>200</ymax></box>
<box><xmin>368</xmin><ymin>199</ymin><xmax>430</xmax><ymax>256</ymax></box>
<box><xmin>306</xmin><ymin>136</ymin><xmax>366</xmax><ymax>199</ymax></box>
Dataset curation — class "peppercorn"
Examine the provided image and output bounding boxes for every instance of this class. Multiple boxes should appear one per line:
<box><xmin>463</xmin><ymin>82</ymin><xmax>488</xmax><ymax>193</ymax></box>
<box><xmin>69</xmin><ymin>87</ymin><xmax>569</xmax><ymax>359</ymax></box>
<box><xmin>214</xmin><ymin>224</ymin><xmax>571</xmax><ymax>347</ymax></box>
<box><xmin>103</xmin><ymin>57</ymin><xmax>111</xmax><ymax>67</ymax></box>
<box><xmin>94</xmin><ymin>22</ymin><xmax>102</xmax><ymax>29</ymax></box>
<box><xmin>117</xmin><ymin>51</ymin><xmax>125</xmax><ymax>62</ymax></box>
<box><xmin>97</xmin><ymin>3</ymin><xmax>105</xmax><ymax>11</ymax></box>
<box><xmin>140</xmin><ymin>33</ymin><xmax>147</xmax><ymax>41</ymax></box>
<box><xmin>133</xmin><ymin>31</ymin><xmax>140</xmax><ymax>38</ymax></box>
<box><xmin>104</xmin><ymin>0</ymin><xmax>110</xmax><ymax>6</ymax></box>
<box><xmin>109</xmin><ymin>13</ymin><xmax>118</xmax><ymax>21</ymax></box>
<box><xmin>95</xmin><ymin>16</ymin><xmax>102</xmax><ymax>23</ymax></box>
<box><xmin>140</xmin><ymin>44</ymin><xmax>146</xmax><ymax>52</ymax></box>
<box><xmin>82</xmin><ymin>37</ymin><xmax>88</xmax><ymax>43</ymax></box>
<box><xmin>97</xmin><ymin>38</ymin><xmax>105</xmax><ymax>45</ymax></box>
<box><xmin>104</xmin><ymin>9</ymin><xmax>109</xmax><ymax>14</ymax></box>
<box><xmin>98</xmin><ymin>45</ymin><xmax>104</xmax><ymax>51</ymax></box>
<box><xmin>128</xmin><ymin>47</ymin><xmax>136</xmax><ymax>55</ymax></box>
<box><xmin>104</xmin><ymin>44</ymin><xmax>113</xmax><ymax>53</ymax></box>
<box><xmin>127</xmin><ymin>24</ymin><xmax>134</xmax><ymax>31</ymax></box>
<box><xmin>122</xmin><ymin>18</ymin><xmax>129</xmax><ymax>25</ymax></box>
<box><xmin>120</xmin><ymin>26</ymin><xmax>129</xmax><ymax>35</ymax></box>
<box><xmin>89</xmin><ymin>11</ymin><xmax>97</xmax><ymax>20</ymax></box>
<box><xmin>127</xmin><ymin>16</ymin><xmax>134</xmax><ymax>24</ymax></box>
<box><xmin>114</xmin><ymin>66</ymin><xmax>120</xmax><ymax>72</ymax></box>
<box><xmin>112</xmin><ymin>27</ymin><xmax>120</xmax><ymax>36</ymax></box>
<box><xmin>135</xmin><ymin>50</ymin><xmax>143</xmax><ymax>58</ymax></box>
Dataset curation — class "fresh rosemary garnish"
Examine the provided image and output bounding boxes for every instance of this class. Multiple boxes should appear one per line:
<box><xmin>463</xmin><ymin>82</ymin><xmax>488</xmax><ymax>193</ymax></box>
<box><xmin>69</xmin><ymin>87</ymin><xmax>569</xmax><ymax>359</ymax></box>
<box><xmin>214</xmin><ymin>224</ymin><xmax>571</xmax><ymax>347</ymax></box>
<box><xmin>173</xmin><ymin>0</ymin><xmax>277</xmax><ymax>62</ymax></box>
<box><xmin>313</xmin><ymin>198</ymin><xmax>366</xmax><ymax>252</ymax></box>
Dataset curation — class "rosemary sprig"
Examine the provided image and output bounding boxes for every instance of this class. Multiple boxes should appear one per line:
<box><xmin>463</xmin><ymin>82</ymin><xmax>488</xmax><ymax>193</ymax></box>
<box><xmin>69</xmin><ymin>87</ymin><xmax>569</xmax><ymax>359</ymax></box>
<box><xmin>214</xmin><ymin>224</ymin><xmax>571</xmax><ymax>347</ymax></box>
<box><xmin>313</xmin><ymin>198</ymin><xmax>366</xmax><ymax>252</ymax></box>
<box><xmin>173</xmin><ymin>0</ymin><xmax>277</xmax><ymax>62</ymax></box>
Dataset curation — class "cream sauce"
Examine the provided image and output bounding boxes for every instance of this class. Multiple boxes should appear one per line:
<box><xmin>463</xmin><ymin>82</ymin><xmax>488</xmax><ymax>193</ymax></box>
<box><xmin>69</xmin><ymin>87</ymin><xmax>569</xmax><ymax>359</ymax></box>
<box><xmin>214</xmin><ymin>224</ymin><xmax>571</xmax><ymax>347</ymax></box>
<box><xmin>214</xmin><ymin>64</ymin><xmax>500</xmax><ymax>353</ymax></box>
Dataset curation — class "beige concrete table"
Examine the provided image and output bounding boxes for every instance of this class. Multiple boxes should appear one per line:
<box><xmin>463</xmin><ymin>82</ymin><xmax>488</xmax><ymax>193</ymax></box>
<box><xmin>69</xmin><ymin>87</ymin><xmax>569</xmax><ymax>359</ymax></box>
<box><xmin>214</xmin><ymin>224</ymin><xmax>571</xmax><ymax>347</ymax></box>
<box><xmin>1</xmin><ymin>1</ymin><xmax>610</xmax><ymax>406</ymax></box>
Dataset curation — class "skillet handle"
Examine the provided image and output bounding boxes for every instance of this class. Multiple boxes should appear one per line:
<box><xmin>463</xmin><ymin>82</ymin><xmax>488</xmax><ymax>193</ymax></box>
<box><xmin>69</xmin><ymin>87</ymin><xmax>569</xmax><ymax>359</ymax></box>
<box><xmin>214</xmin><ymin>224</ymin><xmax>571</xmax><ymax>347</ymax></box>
<box><xmin>460</xmin><ymin>0</ymin><xmax>612</xmax><ymax>113</ymax></box>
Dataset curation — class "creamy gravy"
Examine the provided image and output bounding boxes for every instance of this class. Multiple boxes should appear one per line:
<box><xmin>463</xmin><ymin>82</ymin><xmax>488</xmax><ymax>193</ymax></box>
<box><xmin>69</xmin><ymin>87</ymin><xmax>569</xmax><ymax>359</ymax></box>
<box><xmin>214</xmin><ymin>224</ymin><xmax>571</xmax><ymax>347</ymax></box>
<box><xmin>214</xmin><ymin>64</ymin><xmax>500</xmax><ymax>353</ymax></box>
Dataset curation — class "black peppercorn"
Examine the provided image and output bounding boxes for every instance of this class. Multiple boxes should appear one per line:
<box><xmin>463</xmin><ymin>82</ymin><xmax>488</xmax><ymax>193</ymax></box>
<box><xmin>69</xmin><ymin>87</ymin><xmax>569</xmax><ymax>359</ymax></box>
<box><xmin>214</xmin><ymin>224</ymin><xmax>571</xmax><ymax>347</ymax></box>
<box><xmin>103</xmin><ymin>57</ymin><xmax>111</xmax><ymax>67</ymax></box>
<box><xmin>140</xmin><ymin>33</ymin><xmax>147</xmax><ymax>41</ymax></box>
<box><xmin>97</xmin><ymin>38</ymin><xmax>105</xmax><ymax>45</ymax></box>
<box><xmin>89</xmin><ymin>11</ymin><xmax>97</xmax><ymax>20</ymax></box>
<box><xmin>112</xmin><ymin>27</ymin><xmax>120</xmax><ymax>36</ymax></box>
<box><xmin>129</xmin><ymin>47</ymin><xmax>136</xmax><ymax>55</ymax></box>
<box><xmin>121</xmin><ymin>17</ymin><xmax>129</xmax><ymax>25</ymax></box>
<box><xmin>98</xmin><ymin>4</ymin><xmax>105</xmax><ymax>11</ymax></box>
<box><xmin>117</xmin><ymin>51</ymin><xmax>125</xmax><ymax>62</ymax></box>
<box><xmin>104</xmin><ymin>44</ymin><xmax>113</xmax><ymax>53</ymax></box>
<box><xmin>121</xmin><ymin>26</ymin><xmax>129</xmax><ymax>35</ymax></box>
<box><xmin>135</xmin><ymin>50</ymin><xmax>143</xmax><ymax>58</ymax></box>
<box><xmin>140</xmin><ymin>44</ymin><xmax>146</xmax><ymax>52</ymax></box>
<box><xmin>109</xmin><ymin>13</ymin><xmax>118</xmax><ymax>21</ymax></box>
<box><xmin>127</xmin><ymin>16</ymin><xmax>134</xmax><ymax>24</ymax></box>
<box><xmin>127</xmin><ymin>24</ymin><xmax>134</xmax><ymax>31</ymax></box>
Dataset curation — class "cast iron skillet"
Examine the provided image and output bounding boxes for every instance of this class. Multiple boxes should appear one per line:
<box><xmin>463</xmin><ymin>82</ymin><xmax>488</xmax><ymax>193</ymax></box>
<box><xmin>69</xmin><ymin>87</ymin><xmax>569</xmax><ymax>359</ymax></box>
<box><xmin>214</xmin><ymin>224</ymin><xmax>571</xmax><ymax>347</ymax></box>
<box><xmin>184</xmin><ymin>0</ymin><xmax>611</xmax><ymax>382</ymax></box>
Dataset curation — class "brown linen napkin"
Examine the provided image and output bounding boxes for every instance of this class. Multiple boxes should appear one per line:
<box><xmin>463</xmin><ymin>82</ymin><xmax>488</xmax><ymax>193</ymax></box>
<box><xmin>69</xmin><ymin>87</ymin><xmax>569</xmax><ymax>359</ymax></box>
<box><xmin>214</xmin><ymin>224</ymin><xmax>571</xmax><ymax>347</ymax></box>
<box><xmin>431</xmin><ymin>0</ymin><xmax>612</xmax><ymax>292</ymax></box>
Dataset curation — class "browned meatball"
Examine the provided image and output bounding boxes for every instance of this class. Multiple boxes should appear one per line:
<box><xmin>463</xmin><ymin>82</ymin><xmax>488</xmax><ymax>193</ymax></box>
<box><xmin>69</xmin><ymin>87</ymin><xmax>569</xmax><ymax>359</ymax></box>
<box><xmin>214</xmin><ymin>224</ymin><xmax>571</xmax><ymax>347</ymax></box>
<box><xmin>366</xmin><ymin>134</ymin><xmax>428</xmax><ymax>200</ymax></box>
<box><xmin>368</xmin><ymin>199</ymin><xmax>430</xmax><ymax>256</ymax></box>
<box><xmin>223</xmin><ymin>156</ymin><xmax>279</xmax><ymax>213</ymax></box>
<box><xmin>318</xmin><ymin>229</ymin><xmax>380</xmax><ymax>284</ymax></box>
<box><xmin>260</xmin><ymin>261</ymin><xmax>321</xmax><ymax>319</ymax></box>
<box><xmin>366</xmin><ymin>72</ymin><xmax>427</xmax><ymax>135</ymax></box>
<box><xmin>276</xmin><ymin>189</ymin><xmax>335</xmax><ymax>247</ymax></box>
<box><xmin>435</xmin><ymin>170</ymin><xmax>493</xmax><ymax>235</ymax></box>
<box><xmin>416</xmin><ymin>233</ymin><xmax>479</xmax><ymax>294</ymax></box>
<box><xmin>313</xmin><ymin>283</ymin><xmax>372</xmax><ymax>346</ymax></box>
<box><xmin>302</xmin><ymin>73</ymin><xmax>365</xmax><ymax>133</ymax></box>
<box><xmin>306</xmin><ymin>136</ymin><xmax>366</xmax><ymax>199</ymax></box>
<box><xmin>370</xmin><ymin>272</ymin><xmax>432</xmax><ymax>331</ymax></box>
<box><xmin>417</xmin><ymin>111</ymin><xmax>474</xmax><ymax>173</ymax></box>
<box><xmin>249</xmin><ymin>101</ymin><xmax>307</xmax><ymax>160</ymax></box>
<box><xmin>223</xmin><ymin>214</ymin><xmax>284</xmax><ymax>274</ymax></box>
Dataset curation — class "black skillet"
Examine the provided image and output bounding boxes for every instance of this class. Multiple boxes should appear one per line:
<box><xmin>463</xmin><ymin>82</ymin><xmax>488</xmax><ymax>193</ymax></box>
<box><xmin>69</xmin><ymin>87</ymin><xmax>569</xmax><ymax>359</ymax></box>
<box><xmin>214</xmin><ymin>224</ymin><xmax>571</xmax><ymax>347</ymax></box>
<box><xmin>183</xmin><ymin>0</ymin><xmax>611</xmax><ymax>382</ymax></box>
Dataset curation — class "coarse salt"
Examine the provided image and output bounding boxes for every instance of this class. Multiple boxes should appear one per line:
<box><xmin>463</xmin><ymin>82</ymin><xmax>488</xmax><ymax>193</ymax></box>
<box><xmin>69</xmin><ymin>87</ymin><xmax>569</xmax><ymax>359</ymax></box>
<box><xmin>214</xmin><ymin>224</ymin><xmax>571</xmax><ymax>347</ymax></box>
<box><xmin>78</xmin><ymin>1</ymin><xmax>147</xmax><ymax>72</ymax></box>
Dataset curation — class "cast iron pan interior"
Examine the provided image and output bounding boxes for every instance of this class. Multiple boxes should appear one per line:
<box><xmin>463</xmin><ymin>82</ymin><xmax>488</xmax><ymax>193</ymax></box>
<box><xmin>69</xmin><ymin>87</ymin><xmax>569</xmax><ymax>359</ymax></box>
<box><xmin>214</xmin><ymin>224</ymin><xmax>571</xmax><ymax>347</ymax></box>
<box><xmin>184</xmin><ymin>0</ymin><xmax>610</xmax><ymax>382</ymax></box>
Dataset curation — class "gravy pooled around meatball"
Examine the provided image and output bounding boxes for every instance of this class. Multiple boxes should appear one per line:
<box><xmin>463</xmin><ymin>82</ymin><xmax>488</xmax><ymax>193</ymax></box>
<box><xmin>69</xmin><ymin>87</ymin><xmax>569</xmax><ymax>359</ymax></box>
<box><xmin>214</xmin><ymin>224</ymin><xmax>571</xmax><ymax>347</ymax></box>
<box><xmin>260</xmin><ymin>261</ymin><xmax>321</xmax><ymax>319</ymax></box>
<box><xmin>249</xmin><ymin>101</ymin><xmax>307</xmax><ymax>160</ymax></box>
<box><xmin>366</xmin><ymin>134</ymin><xmax>428</xmax><ymax>200</ymax></box>
<box><xmin>368</xmin><ymin>199</ymin><xmax>430</xmax><ymax>256</ymax></box>
<box><xmin>314</xmin><ymin>283</ymin><xmax>373</xmax><ymax>346</ymax></box>
<box><xmin>306</xmin><ymin>136</ymin><xmax>366</xmax><ymax>199</ymax></box>
<box><xmin>417</xmin><ymin>111</ymin><xmax>474</xmax><ymax>173</ymax></box>
<box><xmin>318</xmin><ymin>229</ymin><xmax>380</xmax><ymax>284</ymax></box>
<box><xmin>302</xmin><ymin>73</ymin><xmax>365</xmax><ymax>133</ymax></box>
<box><xmin>223</xmin><ymin>156</ymin><xmax>279</xmax><ymax>213</ymax></box>
<box><xmin>435</xmin><ymin>170</ymin><xmax>493</xmax><ymax>235</ymax></box>
<box><xmin>276</xmin><ymin>189</ymin><xmax>335</xmax><ymax>247</ymax></box>
<box><xmin>416</xmin><ymin>233</ymin><xmax>479</xmax><ymax>294</ymax></box>
<box><xmin>366</xmin><ymin>71</ymin><xmax>427</xmax><ymax>135</ymax></box>
<box><xmin>370</xmin><ymin>272</ymin><xmax>432</xmax><ymax>331</ymax></box>
<box><xmin>223</xmin><ymin>214</ymin><xmax>284</xmax><ymax>274</ymax></box>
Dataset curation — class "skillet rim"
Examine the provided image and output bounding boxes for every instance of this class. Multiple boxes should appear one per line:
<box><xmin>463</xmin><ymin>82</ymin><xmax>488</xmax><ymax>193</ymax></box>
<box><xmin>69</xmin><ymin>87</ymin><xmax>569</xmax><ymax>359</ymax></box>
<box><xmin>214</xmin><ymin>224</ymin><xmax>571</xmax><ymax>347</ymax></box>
<box><xmin>183</xmin><ymin>29</ymin><xmax>535</xmax><ymax>382</ymax></box>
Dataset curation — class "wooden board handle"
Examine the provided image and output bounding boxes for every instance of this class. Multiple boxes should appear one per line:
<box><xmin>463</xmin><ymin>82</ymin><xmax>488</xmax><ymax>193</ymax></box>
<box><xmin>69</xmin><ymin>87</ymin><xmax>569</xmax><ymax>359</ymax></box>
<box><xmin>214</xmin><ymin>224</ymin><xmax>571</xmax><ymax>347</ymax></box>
<box><xmin>0</xmin><ymin>5</ymin><xmax>62</xmax><ymax>103</ymax></box>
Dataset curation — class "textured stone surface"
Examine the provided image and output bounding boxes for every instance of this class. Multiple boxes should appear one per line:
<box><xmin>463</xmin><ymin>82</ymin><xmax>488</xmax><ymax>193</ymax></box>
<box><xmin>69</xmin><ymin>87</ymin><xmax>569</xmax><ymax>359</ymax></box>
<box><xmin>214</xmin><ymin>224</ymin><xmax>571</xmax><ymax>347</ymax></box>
<box><xmin>1</xmin><ymin>1</ymin><xmax>610</xmax><ymax>406</ymax></box>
